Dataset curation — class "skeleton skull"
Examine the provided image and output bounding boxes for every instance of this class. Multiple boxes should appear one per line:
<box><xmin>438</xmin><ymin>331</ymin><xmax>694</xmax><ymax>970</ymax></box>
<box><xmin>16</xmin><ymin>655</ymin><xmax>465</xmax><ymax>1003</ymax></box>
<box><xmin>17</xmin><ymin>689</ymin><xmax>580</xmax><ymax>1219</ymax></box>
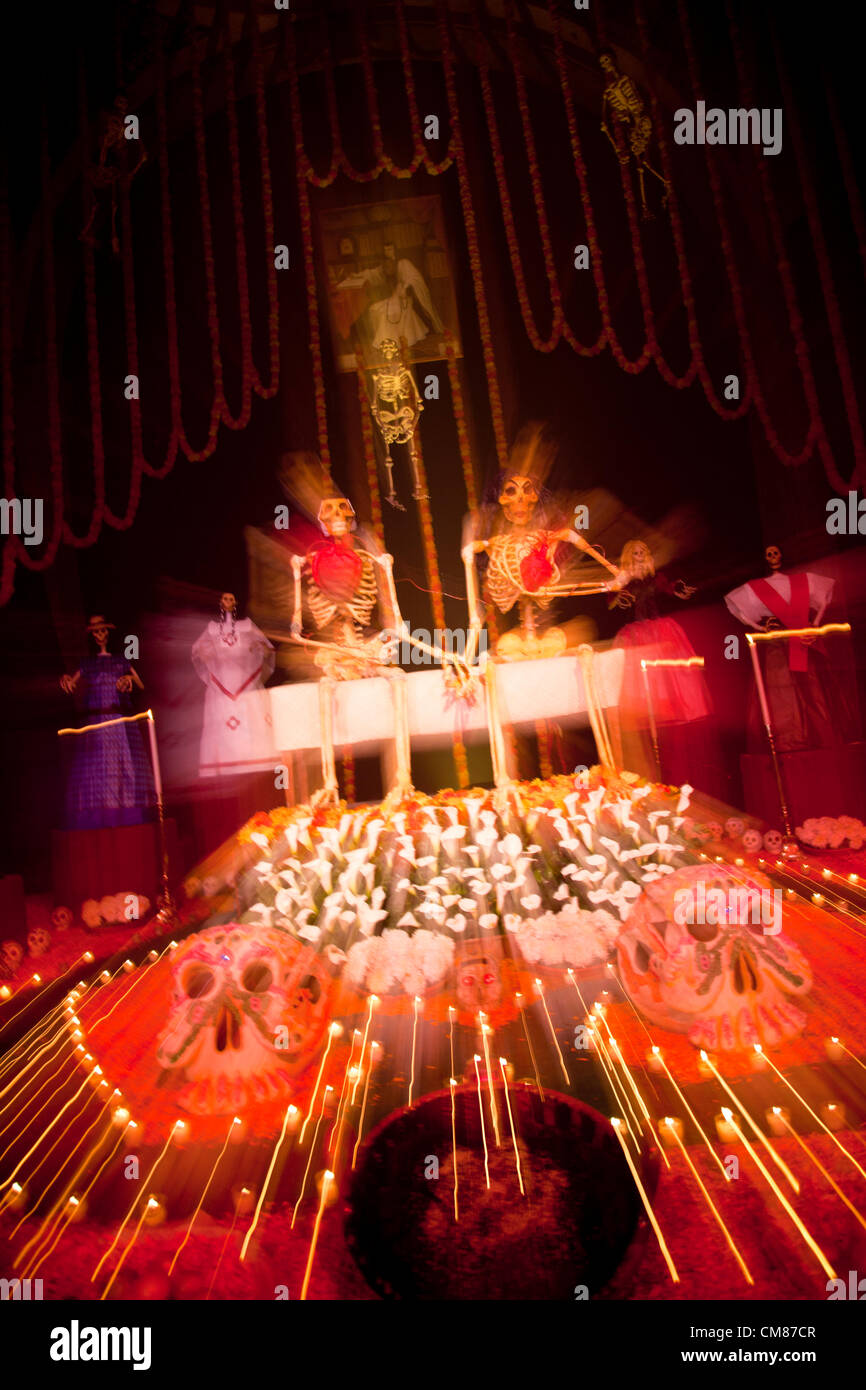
<box><xmin>51</xmin><ymin>906</ymin><xmax>74</xmax><ymax>932</ymax></box>
<box><xmin>156</xmin><ymin>924</ymin><xmax>333</xmax><ymax>1114</ymax></box>
<box><xmin>705</xmin><ymin>822</ymin><xmax>723</xmax><ymax>841</ymax></box>
<box><xmin>724</xmin><ymin>818</ymin><xmax>745</xmax><ymax>839</ymax></box>
<box><xmin>498</xmin><ymin>475</ymin><xmax>539</xmax><ymax>528</ymax></box>
<box><xmin>455</xmin><ymin>942</ymin><xmax>504</xmax><ymax>1018</ymax></box>
<box><xmin>0</xmin><ymin>940</ymin><xmax>24</xmax><ymax>976</ymax></box>
<box><xmin>27</xmin><ymin>928</ymin><xmax>52</xmax><ymax>958</ymax></box>
<box><xmin>616</xmin><ymin>864</ymin><xmax>811</xmax><ymax>1051</ymax></box>
<box><xmin>317</xmin><ymin>496</ymin><xmax>356</xmax><ymax>538</ymax></box>
<box><xmin>742</xmin><ymin>828</ymin><xmax>763</xmax><ymax>853</ymax></box>
<box><xmin>765</xmin><ymin>545</ymin><xmax>782</xmax><ymax>571</ymax></box>
<box><xmin>379</xmin><ymin>337</ymin><xmax>399</xmax><ymax>361</ymax></box>
<box><xmin>763</xmin><ymin>829</ymin><xmax>783</xmax><ymax>855</ymax></box>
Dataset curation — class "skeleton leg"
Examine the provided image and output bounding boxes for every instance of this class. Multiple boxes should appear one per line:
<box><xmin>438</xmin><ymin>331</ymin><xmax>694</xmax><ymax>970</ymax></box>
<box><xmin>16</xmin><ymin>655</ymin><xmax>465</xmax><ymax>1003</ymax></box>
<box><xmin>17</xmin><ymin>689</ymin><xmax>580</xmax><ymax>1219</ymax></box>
<box><xmin>482</xmin><ymin>655</ymin><xmax>511</xmax><ymax>792</ymax></box>
<box><xmin>310</xmin><ymin>677</ymin><xmax>340</xmax><ymax>808</ymax></box>
<box><xmin>384</xmin><ymin>448</ymin><xmax>404</xmax><ymax>511</ymax></box>
<box><xmin>382</xmin><ymin>667</ymin><xmax>414</xmax><ymax>808</ymax></box>
<box><xmin>408</xmin><ymin>439</ymin><xmax>429</xmax><ymax>501</ymax></box>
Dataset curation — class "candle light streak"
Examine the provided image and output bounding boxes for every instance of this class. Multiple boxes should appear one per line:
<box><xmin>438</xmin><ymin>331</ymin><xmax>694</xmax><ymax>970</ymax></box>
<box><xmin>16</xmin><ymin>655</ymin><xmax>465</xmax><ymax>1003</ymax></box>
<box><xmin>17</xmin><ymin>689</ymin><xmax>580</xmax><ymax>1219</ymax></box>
<box><xmin>498</xmin><ymin>1058</ymin><xmax>524</xmax><ymax>1195</ymax></box>
<box><xmin>758</xmin><ymin>1047</ymin><xmax>866</xmax><ymax>1182</ymax></box>
<box><xmin>328</xmin><ymin>1030</ymin><xmax>360</xmax><ymax>1162</ymax></box>
<box><xmin>241</xmin><ymin>1103</ymin><xmax>299</xmax><ymax>1261</ymax></box>
<box><xmin>300</xmin><ymin>1023</ymin><xmax>341</xmax><ymax>1145</ymax></box>
<box><xmin>720</xmin><ymin>1109</ymin><xmax>835</xmax><ymax>1279</ymax></box>
<box><xmin>773</xmin><ymin>1110</ymin><xmax>866</xmax><ymax>1234</ymax></box>
<box><xmin>22</xmin><ymin>1122</ymin><xmax>130</xmax><ymax>1280</ymax></box>
<box><xmin>514</xmin><ymin>993</ymin><xmax>544</xmax><ymax>1100</ymax></box>
<box><xmin>299</xmin><ymin>1170</ymin><xmax>333</xmax><ymax>1301</ymax></box>
<box><xmin>1</xmin><ymin>1064</ymin><xmax>100</xmax><ymax>1192</ymax></box>
<box><xmin>100</xmin><ymin>1194</ymin><xmax>162</xmax><ymax>1300</ymax></box>
<box><xmin>587</xmin><ymin>1023</ymin><xmax>642</xmax><ymax>1149</ymax></box>
<box><xmin>605</xmin><ymin>1035</ymin><xmax>671</xmax><ymax>1170</ymax></box>
<box><xmin>700</xmin><ymin>1052</ymin><xmax>799</xmax><ymax>1192</ymax></box>
<box><xmin>91</xmin><ymin>1123</ymin><xmax>178</xmax><ymax>1283</ymax></box>
<box><xmin>534</xmin><ymin>978</ymin><xmax>570</xmax><ymax>1086</ymax></box>
<box><xmin>473</xmin><ymin>1056</ymin><xmax>491</xmax><ymax>1189</ymax></box>
<box><xmin>651</xmin><ymin>1048</ymin><xmax>730</xmax><ymax>1180</ymax></box>
<box><xmin>478</xmin><ymin>1013</ymin><xmax>501</xmax><ymax>1146</ymax></box>
<box><xmin>448</xmin><ymin>1006</ymin><xmax>456</xmax><ymax>1084</ymax></box>
<box><xmin>409</xmin><ymin>996</ymin><xmax>422</xmax><ymax>1109</ymax></box>
<box><xmin>169</xmin><ymin>1117</ymin><xmax>239</xmax><ymax>1274</ymax></box>
<box><xmin>662</xmin><ymin>1118</ymin><xmax>754</xmax><ymax>1284</ymax></box>
<box><xmin>351</xmin><ymin>995</ymin><xmax>378</xmax><ymax>1105</ymax></box>
<box><xmin>15</xmin><ymin>1104</ymin><xmax>117</xmax><ymax>1256</ymax></box>
<box><xmin>449</xmin><ymin>1078</ymin><xmax>459</xmax><ymax>1222</ymax></box>
<box><xmin>351</xmin><ymin>1041</ymin><xmax>380</xmax><ymax>1170</ymax></box>
<box><xmin>611</xmin><ymin>1118</ymin><xmax>679</xmax><ymax>1283</ymax></box>
<box><xmin>293</xmin><ymin>1087</ymin><xmax>332</xmax><ymax>1228</ymax></box>
<box><xmin>0</xmin><ymin>1049</ymin><xmax>81</xmax><ymax>1147</ymax></box>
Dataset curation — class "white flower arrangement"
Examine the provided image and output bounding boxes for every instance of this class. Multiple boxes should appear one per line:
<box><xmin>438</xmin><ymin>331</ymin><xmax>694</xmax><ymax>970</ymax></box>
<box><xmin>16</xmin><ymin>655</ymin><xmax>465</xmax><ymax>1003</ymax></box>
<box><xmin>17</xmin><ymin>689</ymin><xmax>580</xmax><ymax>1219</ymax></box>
<box><xmin>796</xmin><ymin>816</ymin><xmax>866</xmax><ymax>851</ymax></box>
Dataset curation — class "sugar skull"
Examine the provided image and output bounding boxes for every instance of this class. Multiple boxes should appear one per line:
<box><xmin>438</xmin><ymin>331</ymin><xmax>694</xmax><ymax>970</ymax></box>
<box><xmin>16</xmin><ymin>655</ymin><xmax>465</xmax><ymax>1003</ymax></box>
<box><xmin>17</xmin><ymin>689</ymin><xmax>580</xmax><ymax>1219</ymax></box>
<box><xmin>763</xmin><ymin>829</ymin><xmax>783</xmax><ymax>856</ymax></box>
<box><xmin>724</xmin><ymin>818</ymin><xmax>745</xmax><ymax>839</ymax></box>
<box><xmin>705</xmin><ymin>821</ymin><xmax>723</xmax><ymax>841</ymax></box>
<box><xmin>156</xmin><ymin>924</ymin><xmax>334</xmax><ymax>1114</ymax></box>
<box><xmin>51</xmin><ymin>906</ymin><xmax>74</xmax><ymax>932</ymax></box>
<box><xmin>742</xmin><ymin>828</ymin><xmax>763</xmax><ymax>853</ymax></box>
<box><xmin>454</xmin><ymin>939</ymin><xmax>505</xmax><ymax>1021</ymax></box>
<box><xmin>27</xmin><ymin>928</ymin><xmax>52</xmax><ymax>958</ymax></box>
<box><xmin>0</xmin><ymin>940</ymin><xmax>24</xmax><ymax>977</ymax></box>
<box><xmin>616</xmin><ymin>864</ymin><xmax>811</xmax><ymax>1052</ymax></box>
<box><xmin>765</xmin><ymin>545</ymin><xmax>782</xmax><ymax>571</ymax></box>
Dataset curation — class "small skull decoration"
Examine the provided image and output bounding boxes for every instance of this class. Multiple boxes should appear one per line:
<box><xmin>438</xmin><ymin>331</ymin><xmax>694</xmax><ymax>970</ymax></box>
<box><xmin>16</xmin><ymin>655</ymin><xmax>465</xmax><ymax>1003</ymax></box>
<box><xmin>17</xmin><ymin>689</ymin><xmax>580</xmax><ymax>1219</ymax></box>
<box><xmin>742</xmin><ymin>828</ymin><xmax>763</xmax><ymax>854</ymax></box>
<box><xmin>617</xmin><ymin>864</ymin><xmax>811</xmax><ymax>1051</ymax></box>
<box><xmin>27</xmin><ymin>927</ymin><xmax>52</xmax><ymax>958</ymax></box>
<box><xmin>156</xmin><ymin>924</ymin><xmax>334</xmax><ymax>1115</ymax></box>
<box><xmin>763</xmin><ymin>829</ymin><xmax>784</xmax><ymax>856</ymax></box>
<box><xmin>51</xmin><ymin>906</ymin><xmax>74</xmax><ymax>932</ymax></box>
<box><xmin>0</xmin><ymin>940</ymin><xmax>24</xmax><ymax>979</ymax></box>
<box><xmin>705</xmin><ymin>821</ymin><xmax>723</xmax><ymax>841</ymax></box>
<box><xmin>724</xmin><ymin>818</ymin><xmax>745</xmax><ymax>840</ymax></box>
<box><xmin>765</xmin><ymin>545</ymin><xmax>782</xmax><ymax>571</ymax></box>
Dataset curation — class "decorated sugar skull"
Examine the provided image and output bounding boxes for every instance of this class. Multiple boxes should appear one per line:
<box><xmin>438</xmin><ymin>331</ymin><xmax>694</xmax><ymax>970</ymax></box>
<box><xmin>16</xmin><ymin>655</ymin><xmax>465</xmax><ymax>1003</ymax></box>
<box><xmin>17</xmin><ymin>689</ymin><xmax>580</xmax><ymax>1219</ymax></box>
<box><xmin>455</xmin><ymin>940</ymin><xmax>504</xmax><ymax>1017</ymax></box>
<box><xmin>705</xmin><ymin>821</ymin><xmax>723</xmax><ymax>841</ymax></box>
<box><xmin>156</xmin><ymin>924</ymin><xmax>333</xmax><ymax>1114</ymax></box>
<box><xmin>763</xmin><ymin>829</ymin><xmax>783</xmax><ymax>856</ymax></box>
<box><xmin>742</xmin><ymin>828</ymin><xmax>763</xmax><ymax>853</ymax></box>
<box><xmin>0</xmin><ymin>940</ymin><xmax>24</xmax><ymax>977</ymax></box>
<box><xmin>317</xmin><ymin>495</ymin><xmax>356</xmax><ymax>538</ymax></box>
<box><xmin>724</xmin><ymin>817</ymin><xmax>745</xmax><ymax>840</ymax></box>
<box><xmin>51</xmin><ymin>906</ymin><xmax>74</xmax><ymax>932</ymax></box>
<box><xmin>765</xmin><ymin>544</ymin><xmax>782</xmax><ymax>571</ymax></box>
<box><xmin>616</xmin><ymin>863</ymin><xmax>811</xmax><ymax>1052</ymax></box>
<box><xmin>498</xmin><ymin>474</ymin><xmax>540</xmax><ymax>528</ymax></box>
<box><xmin>28</xmin><ymin>927</ymin><xmax>52</xmax><ymax>958</ymax></box>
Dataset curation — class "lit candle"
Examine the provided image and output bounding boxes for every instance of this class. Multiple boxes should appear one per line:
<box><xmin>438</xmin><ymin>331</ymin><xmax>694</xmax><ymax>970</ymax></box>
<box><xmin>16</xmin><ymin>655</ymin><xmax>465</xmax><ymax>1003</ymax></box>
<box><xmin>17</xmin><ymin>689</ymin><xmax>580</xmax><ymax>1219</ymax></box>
<box><xmin>715</xmin><ymin>1111</ymin><xmax>738</xmax><ymax>1144</ymax></box>
<box><xmin>660</xmin><ymin>1116</ymin><xmax>684</xmax><ymax>1147</ymax></box>
<box><xmin>821</xmin><ymin>1102</ymin><xmax>846</xmax><ymax>1131</ymax></box>
<box><xmin>825</xmin><ymin>1037</ymin><xmax>845</xmax><ymax>1063</ymax></box>
<box><xmin>765</xmin><ymin>1107</ymin><xmax>790</xmax><ymax>1137</ymax></box>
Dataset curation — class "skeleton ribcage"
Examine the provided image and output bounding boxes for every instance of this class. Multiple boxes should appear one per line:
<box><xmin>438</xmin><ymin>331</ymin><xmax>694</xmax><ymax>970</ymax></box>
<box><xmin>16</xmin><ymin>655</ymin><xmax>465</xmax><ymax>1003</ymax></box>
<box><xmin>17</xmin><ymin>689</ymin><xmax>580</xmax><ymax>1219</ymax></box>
<box><xmin>305</xmin><ymin>550</ymin><xmax>378</xmax><ymax>632</ymax></box>
<box><xmin>485</xmin><ymin>531</ymin><xmax>559</xmax><ymax>613</ymax></box>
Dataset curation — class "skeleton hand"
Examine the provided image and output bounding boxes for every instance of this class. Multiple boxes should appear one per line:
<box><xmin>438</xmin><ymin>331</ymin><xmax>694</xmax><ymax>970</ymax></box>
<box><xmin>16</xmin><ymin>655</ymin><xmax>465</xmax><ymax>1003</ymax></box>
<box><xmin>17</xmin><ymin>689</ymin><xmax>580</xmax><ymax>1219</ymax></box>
<box><xmin>116</xmin><ymin>674</ymin><xmax>133</xmax><ymax>693</ymax></box>
<box><xmin>290</xmin><ymin>620</ymin><xmax>302</xmax><ymax>639</ymax></box>
<box><xmin>673</xmin><ymin>580</ymin><xmax>696</xmax><ymax>600</ymax></box>
<box><xmin>60</xmin><ymin>673</ymin><xmax>79</xmax><ymax>694</ymax></box>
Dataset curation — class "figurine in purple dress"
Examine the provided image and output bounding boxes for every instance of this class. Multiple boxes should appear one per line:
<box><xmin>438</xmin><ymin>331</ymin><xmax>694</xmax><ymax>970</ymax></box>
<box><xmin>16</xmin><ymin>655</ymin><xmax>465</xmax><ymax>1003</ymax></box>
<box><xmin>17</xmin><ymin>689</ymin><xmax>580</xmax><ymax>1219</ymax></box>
<box><xmin>60</xmin><ymin>615</ymin><xmax>155</xmax><ymax>829</ymax></box>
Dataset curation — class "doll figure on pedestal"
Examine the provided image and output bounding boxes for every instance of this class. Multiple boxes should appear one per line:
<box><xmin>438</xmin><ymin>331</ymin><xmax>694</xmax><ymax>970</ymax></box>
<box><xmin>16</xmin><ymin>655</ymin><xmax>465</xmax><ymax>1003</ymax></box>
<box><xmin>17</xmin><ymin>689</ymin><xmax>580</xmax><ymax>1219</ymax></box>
<box><xmin>60</xmin><ymin>615</ymin><xmax>155</xmax><ymax>829</ymax></box>
<box><xmin>191</xmin><ymin>593</ymin><xmax>276</xmax><ymax>778</ymax></box>
<box><xmin>724</xmin><ymin>546</ymin><xmax>858</xmax><ymax>753</ymax></box>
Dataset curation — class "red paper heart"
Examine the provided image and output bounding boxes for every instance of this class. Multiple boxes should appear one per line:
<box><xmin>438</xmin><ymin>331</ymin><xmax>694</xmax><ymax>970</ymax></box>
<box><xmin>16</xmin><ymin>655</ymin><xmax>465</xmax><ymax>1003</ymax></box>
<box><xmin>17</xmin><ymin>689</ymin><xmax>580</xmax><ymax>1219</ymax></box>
<box><xmin>310</xmin><ymin>540</ymin><xmax>362</xmax><ymax>603</ymax></box>
<box><xmin>520</xmin><ymin>543</ymin><xmax>554</xmax><ymax>593</ymax></box>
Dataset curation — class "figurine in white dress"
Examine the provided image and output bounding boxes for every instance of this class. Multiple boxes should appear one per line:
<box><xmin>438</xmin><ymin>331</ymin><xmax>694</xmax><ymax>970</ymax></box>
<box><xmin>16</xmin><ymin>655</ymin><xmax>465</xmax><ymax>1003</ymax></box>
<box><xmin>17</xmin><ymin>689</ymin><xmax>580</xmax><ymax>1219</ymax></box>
<box><xmin>191</xmin><ymin>593</ymin><xmax>276</xmax><ymax>777</ymax></box>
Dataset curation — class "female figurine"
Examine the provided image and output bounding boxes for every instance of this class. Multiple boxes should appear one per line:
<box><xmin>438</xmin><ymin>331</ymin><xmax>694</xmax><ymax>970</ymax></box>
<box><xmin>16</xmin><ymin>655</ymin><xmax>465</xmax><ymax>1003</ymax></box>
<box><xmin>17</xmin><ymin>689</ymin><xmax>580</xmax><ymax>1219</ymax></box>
<box><xmin>609</xmin><ymin>540</ymin><xmax>713</xmax><ymax>776</ymax></box>
<box><xmin>60</xmin><ymin>615</ymin><xmax>154</xmax><ymax>829</ymax></box>
<box><xmin>191</xmin><ymin>592</ymin><xmax>276</xmax><ymax>779</ymax></box>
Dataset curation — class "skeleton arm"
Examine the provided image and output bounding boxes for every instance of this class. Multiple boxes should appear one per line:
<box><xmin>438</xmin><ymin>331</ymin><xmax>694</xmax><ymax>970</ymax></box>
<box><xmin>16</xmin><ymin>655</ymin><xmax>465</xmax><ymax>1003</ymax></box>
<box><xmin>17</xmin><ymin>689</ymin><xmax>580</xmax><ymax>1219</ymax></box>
<box><xmin>462</xmin><ymin>538</ymin><xmax>489</xmax><ymax>668</ymax></box>
<box><xmin>375</xmin><ymin>553</ymin><xmax>472</xmax><ymax>678</ymax></box>
<box><xmin>547</xmin><ymin>527</ymin><xmax>621</xmax><ymax>580</ymax></box>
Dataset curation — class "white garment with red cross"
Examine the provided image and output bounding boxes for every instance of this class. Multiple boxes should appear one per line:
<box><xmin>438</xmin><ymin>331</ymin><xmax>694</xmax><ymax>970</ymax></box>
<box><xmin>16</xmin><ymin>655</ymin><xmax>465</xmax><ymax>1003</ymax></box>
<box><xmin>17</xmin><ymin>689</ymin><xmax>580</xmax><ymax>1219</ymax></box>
<box><xmin>191</xmin><ymin>619</ymin><xmax>276</xmax><ymax>777</ymax></box>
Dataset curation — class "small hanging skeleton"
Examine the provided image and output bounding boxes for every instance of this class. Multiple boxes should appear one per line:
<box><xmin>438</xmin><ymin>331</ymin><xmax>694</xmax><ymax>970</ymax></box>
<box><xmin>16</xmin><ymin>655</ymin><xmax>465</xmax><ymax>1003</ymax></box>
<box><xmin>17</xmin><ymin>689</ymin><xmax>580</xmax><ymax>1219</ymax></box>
<box><xmin>79</xmin><ymin>95</ymin><xmax>147</xmax><ymax>255</ymax></box>
<box><xmin>462</xmin><ymin>469</ymin><xmax>623</xmax><ymax>792</ymax></box>
<box><xmin>367</xmin><ymin>338</ymin><xmax>426</xmax><ymax>508</ymax></box>
<box><xmin>599</xmin><ymin>50</ymin><xmax>668</xmax><ymax>220</ymax></box>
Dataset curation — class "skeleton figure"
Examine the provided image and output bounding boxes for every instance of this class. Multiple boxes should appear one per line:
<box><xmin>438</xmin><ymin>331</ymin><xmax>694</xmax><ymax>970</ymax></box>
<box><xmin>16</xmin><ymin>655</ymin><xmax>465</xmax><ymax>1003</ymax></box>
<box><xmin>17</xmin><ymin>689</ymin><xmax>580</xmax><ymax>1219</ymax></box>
<box><xmin>156</xmin><ymin>924</ymin><xmax>333</xmax><ymax>1115</ymax></box>
<box><xmin>599</xmin><ymin>50</ymin><xmax>669</xmax><ymax>220</ymax></box>
<box><xmin>367</xmin><ymin>338</ymin><xmax>425</xmax><ymax>508</ymax></box>
<box><xmin>79</xmin><ymin>96</ymin><xmax>147</xmax><ymax>255</ymax></box>
<box><xmin>462</xmin><ymin>459</ymin><xmax>621</xmax><ymax>791</ymax></box>
<box><xmin>617</xmin><ymin>863</ymin><xmax>812</xmax><ymax>1052</ymax></box>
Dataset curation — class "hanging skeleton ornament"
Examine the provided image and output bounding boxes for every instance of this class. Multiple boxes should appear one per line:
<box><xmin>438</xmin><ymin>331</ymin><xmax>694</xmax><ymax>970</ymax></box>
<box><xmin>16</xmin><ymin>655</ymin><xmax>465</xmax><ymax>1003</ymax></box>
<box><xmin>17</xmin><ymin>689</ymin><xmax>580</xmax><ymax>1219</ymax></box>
<box><xmin>156</xmin><ymin>924</ymin><xmax>334</xmax><ymax>1115</ymax></box>
<box><xmin>599</xmin><ymin>50</ymin><xmax>668</xmax><ymax>219</ymax></box>
<box><xmin>79</xmin><ymin>95</ymin><xmax>147</xmax><ymax>255</ymax></box>
<box><xmin>462</xmin><ymin>464</ymin><xmax>623</xmax><ymax>792</ymax></box>
<box><xmin>616</xmin><ymin>864</ymin><xmax>812</xmax><ymax>1052</ymax></box>
<box><xmin>367</xmin><ymin>339</ymin><xmax>425</xmax><ymax>508</ymax></box>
